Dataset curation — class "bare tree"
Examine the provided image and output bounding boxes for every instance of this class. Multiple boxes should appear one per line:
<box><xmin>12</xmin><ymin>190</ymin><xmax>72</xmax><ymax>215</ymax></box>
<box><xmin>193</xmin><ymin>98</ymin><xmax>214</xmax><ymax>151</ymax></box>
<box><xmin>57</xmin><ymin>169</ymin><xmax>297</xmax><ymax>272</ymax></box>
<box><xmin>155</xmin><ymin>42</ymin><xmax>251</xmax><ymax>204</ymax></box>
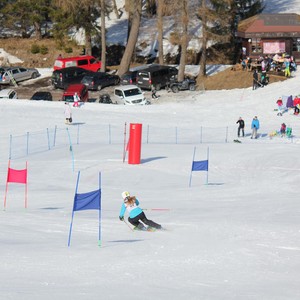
<box><xmin>111</xmin><ymin>0</ymin><xmax>120</xmax><ymax>19</ymax></box>
<box><xmin>197</xmin><ymin>0</ymin><xmax>208</xmax><ymax>83</ymax></box>
<box><xmin>196</xmin><ymin>0</ymin><xmax>234</xmax><ymax>86</ymax></box>
<box><xmin>118</xmin><ymin>0</ymin><xmax>142</xmax><ymax>76</ymax></box>
<box><xmin>100</xmin><ymin>0</ymin><xmax>106</xmax><ymax>71</ymax></box>
<box><xmin>177</xmin><ymin>0</ymin><xmax>189</xmax><ymax>81</ymax></box>
<box><xmin>157</xmin><ymin>0</ymin><xmax>164</xmax><ymax>64</ymax></box>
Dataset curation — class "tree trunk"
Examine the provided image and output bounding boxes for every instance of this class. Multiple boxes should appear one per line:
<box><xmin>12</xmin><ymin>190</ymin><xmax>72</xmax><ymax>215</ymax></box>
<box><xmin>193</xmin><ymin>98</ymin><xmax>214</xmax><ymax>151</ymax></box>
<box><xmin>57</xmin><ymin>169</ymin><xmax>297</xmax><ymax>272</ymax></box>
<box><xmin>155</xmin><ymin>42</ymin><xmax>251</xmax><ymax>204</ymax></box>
<box><xmin>157</xmin><ymin>0</ymin><xmax>164</xmax><ymax>64</ymax></box>
<box><xmin>100</xmin><ymin>0</ymin><xmax>106</xmax><ymax>71</ymax></box>
<box><xmin>196</xmin><ymin>0</ymin><xmax>207</xmax><ymax>87</ymax></box>
<box><xmin>85</xmin><ymin>30</ymin><xmax>92</xmax><ymax>55</ymax></box>
<box><xmin>34</xmin><ymin>21</ymin><xmax>42</xmax><ymax>40</ymax></box>
<box><xmin>111</xmin><ymin>0</ymin><xmax>120</xmax><ymax>19</ymax></box>
<box><xmin>178</xmin><ymin>0</ymin><xmax>188</xmax><ymax>81</ymax></box>
<box><xmin>118</xmin><ymin>0</ymin><xmax>142</xmax><ymax>76</ymax></box>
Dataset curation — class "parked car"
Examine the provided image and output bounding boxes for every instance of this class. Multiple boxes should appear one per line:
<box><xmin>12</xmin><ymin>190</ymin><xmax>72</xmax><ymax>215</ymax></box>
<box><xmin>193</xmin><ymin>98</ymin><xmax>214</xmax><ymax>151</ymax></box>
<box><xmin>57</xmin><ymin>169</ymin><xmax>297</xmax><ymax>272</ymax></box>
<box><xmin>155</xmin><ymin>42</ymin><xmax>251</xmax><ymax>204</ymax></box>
<box><xmin>62</xmin><ymin>84</ymin><xmax>89</xmax><ymax>103</ymax></box>
<box><xmin>136</xmin><ymin>64</ymin><xmax>178</xmax><ymax>90</ymax></box>
<box><xmin>81</xmin><ymin>72</ymin><xmax>120</xmax><ymax>91</ymax></box>
<box><xmin>0</xmin><ymin>88</ymin><xmax>18</xmax><ymax>99</ymax></box>
<box><xmin>53</xmin><ymin>55</ymin><xmax>101</xmax><ymax>72</ymax></box>
<box><xmin>114</xmin><ymin>85</ymin><xmax>148</xmax><ymax>105</ymax></box>
<box><xmin>51</xmin><ymin>67</ymin><xmax>91</xmax><ymax>89</ymax></box>
<box><xmin>30</xmin><ymin>91</ymin><xmax>53</xmax><ymax>101</ymax></box>
<box><xmin>120</xmin><ymin>70</ymin><xmax>138</xmax><ymax>85</ymax></box>
<box><xmin>0</xmin><ymin>67</ymin><xmax>40</xmax><ymax>85</ymax></box>
<box><xmin>167</xmin><ymin>77</ymin><xmax>196</xmax><ymax>93</ymax></box>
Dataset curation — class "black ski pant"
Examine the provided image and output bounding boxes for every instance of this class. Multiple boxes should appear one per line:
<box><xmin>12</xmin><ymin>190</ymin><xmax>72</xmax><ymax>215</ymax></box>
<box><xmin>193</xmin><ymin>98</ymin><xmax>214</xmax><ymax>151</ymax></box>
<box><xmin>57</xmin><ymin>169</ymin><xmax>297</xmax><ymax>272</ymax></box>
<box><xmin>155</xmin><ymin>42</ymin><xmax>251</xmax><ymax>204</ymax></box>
<box><xmin>128</xmin><ymin>212</ymin><xmax>161</xmax><ymax>229</ymax></box>
<box><xmin>238</xmin><ymin>127</ymin><xmax>244</xmax><ymax>137</ymax></box>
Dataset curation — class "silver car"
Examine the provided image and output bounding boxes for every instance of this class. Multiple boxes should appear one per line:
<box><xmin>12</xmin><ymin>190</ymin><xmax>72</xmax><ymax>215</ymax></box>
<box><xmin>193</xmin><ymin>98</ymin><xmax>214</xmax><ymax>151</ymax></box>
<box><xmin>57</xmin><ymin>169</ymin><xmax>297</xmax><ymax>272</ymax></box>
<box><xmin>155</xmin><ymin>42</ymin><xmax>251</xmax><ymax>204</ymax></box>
<box><xmin>0</xmin><ymin>67</ymin><xmax>40</xmax><ymax>85</ymax></box>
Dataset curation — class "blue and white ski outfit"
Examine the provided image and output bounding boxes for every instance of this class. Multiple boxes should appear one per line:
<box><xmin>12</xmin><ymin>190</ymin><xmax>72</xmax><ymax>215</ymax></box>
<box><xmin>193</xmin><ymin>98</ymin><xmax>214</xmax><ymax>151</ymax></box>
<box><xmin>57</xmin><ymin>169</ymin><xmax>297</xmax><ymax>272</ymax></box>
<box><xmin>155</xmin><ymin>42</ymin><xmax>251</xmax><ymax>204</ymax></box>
<box><xmin>119</xmin><ymin>198</ymin><xmax>161</xmax><ymax>229</ymax></box>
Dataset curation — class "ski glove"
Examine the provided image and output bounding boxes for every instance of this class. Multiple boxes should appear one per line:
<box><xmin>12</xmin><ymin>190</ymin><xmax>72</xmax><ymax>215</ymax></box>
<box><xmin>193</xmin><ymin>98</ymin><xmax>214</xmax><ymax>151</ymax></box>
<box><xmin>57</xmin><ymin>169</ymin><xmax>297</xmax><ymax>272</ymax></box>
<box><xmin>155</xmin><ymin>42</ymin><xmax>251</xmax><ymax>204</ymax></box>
<box><xmin>119</xmin><ymin>216</ymin><xmax>124</xmax><ymax>221</ymax></box>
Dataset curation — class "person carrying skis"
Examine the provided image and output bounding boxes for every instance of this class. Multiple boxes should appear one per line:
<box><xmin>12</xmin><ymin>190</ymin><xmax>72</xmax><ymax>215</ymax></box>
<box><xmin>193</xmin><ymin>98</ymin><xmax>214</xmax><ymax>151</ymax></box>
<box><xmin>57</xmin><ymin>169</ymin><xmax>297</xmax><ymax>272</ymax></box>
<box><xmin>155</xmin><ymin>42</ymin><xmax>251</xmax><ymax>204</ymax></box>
<box><xmin>119</xmin><ymin>191</ymin><xmax>162</xmax><ymax>230</ymax></box>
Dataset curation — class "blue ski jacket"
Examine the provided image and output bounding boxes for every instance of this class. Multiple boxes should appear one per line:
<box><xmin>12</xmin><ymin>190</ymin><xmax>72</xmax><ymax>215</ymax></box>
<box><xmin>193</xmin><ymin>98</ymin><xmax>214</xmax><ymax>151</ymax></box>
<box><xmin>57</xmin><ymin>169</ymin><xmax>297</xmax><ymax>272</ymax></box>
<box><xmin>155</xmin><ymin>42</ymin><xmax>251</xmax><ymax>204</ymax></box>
<box><xmin>251</xmin><ymin>119</ymin><xmax>260</xmax><ymax>129</ymax></box>
<box><xmin>119</xmin><ymin>198</ymin><xmax>143</xmax><ymax>219</ymax></box>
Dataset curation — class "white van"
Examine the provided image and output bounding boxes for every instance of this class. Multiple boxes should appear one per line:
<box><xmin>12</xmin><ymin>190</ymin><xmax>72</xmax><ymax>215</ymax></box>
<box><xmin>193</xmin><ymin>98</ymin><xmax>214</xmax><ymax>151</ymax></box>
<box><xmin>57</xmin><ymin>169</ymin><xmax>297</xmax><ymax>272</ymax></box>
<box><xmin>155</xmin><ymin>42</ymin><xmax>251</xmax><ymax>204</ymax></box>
<box><xmin>114</xmin><ymin>85</ymin><xmax>148</xmax><ymax>105</ymax></box>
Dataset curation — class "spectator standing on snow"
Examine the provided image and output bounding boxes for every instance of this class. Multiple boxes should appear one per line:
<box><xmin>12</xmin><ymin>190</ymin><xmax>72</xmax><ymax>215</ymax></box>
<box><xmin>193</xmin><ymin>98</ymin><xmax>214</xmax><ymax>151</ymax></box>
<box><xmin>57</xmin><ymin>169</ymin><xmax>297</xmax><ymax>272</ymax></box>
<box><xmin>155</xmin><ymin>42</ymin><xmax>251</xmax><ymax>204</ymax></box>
<box><xmin>276</xmin><ymin>97</ymin><xmax>283</xmax><ymax>116</ymax></box>
<box><xmin>64</xmin><ymin>102</ymin><xmax>72</xmax><ymax>124</ymax></box>
<box><xmin>73</xmin><ymin>92</ymin><xmax>80</xmax><ymax>107</ymax></box>
<box><xmin>253</xmin><ymin>69</ymin><xmax>258</xmax><ymax>90</ymax></box>
<box><xmin>119</xmin><ymin>191</ymin><xmax>162</xmax><ymax>231</ymax></box>
<box><xmin>251</xmin><ymin>116</ymin><xmax>260</xmax><ymax>139</ymax></box>
<box><xmin>236</xmin><ymin>117</ymin><xmax>245</xmax><ymax>138</ymax></box>
<box><xmin>151</xmin><ymin>85</ymin><xmax>158</xmax><ymax>99</ymax></box>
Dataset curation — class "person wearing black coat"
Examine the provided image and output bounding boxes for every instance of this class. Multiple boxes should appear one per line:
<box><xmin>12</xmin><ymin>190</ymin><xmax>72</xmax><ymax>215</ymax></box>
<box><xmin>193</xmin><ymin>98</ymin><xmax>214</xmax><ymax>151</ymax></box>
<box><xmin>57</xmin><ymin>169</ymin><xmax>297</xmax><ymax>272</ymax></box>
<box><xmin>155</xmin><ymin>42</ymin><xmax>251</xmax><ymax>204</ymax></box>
<box><xmin>253</xmin><ymin>69</ymin><xmax>259</xmax><ymax>90</ymax></box>
<box><xmin>236</xmin><ymin>117</ymin><xmax>245</xmax><ymax>137</ymax></box>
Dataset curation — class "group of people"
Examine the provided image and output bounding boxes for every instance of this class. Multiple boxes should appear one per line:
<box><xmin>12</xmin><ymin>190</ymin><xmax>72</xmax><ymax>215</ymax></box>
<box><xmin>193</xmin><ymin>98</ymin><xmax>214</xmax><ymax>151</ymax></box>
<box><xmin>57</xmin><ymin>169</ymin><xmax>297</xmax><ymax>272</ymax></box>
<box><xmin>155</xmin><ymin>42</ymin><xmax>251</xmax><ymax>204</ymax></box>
<box><xmin>237</xmin><ymin>115</ymin><xmax>293</xmax><ymax>139</ymax></box>
<box><xmin>236</xmin><ymin>116</ymin><xmax>260</xmax><ymax>139</ymax></box>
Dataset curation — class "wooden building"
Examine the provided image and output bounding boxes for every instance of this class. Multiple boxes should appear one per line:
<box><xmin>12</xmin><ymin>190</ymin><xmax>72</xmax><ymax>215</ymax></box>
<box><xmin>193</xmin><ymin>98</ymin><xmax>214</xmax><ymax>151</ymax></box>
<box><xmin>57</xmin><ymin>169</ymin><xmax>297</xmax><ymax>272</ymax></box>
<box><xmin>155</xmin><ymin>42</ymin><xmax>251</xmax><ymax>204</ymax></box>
<box><xmin>237</xmin><ymin>14</ymin><xmax>300</xmax><ymax>60</ymax></box>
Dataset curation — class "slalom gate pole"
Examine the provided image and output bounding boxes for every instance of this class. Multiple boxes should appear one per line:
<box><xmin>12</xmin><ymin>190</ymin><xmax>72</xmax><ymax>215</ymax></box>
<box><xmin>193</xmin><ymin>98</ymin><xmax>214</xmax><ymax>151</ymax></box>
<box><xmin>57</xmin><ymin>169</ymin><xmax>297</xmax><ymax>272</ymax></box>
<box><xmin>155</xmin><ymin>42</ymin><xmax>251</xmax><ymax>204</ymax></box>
<box><xmin>122</xmin><ymin>122</ymin><xmax>127</xmax><ymax>163</ymax></box>
<box><xmin>123</xmin><ymin>219</ymin><xmax>134</xmax><ymax>231</ymax></box>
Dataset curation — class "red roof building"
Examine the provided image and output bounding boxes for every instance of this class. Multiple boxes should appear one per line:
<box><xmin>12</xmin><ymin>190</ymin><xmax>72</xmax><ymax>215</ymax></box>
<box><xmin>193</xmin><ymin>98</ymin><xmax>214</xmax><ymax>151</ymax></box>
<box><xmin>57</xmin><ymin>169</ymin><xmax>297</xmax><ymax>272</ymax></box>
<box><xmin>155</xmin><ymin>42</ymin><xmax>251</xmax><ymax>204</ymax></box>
<box><xmin>237</xmin><ymin>14</ymin><xmax>300</xmax><ymax>60</ymax></box>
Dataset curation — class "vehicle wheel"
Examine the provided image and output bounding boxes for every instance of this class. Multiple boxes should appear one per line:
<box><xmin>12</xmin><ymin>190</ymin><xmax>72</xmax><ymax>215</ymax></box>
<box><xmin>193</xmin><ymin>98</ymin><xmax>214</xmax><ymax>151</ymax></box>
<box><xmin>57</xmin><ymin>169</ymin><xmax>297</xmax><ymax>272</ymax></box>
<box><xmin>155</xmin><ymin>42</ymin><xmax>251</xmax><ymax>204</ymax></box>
<box><xmin>115</xmin><ymin>78</ymin><xmax>120</xmax><ymax>85</ymax></box>
<box><xmin>189</xmin><ymin>84</ymin><xmax>196</xmax><ymax>91</ymax></box>
<box><xmin>97</xmin><ymin>85</ymin><xmax>102</xmax><ymax>91</ymax></box>
<box><xmin>31</xmin><ymin>72</ymin><xmax>38</xmax><ymax>79</ymax></box>
<box><xmin>171</xmin><ymin>85</ymin><xmax>179</xmax><ymax>93</ymax></box>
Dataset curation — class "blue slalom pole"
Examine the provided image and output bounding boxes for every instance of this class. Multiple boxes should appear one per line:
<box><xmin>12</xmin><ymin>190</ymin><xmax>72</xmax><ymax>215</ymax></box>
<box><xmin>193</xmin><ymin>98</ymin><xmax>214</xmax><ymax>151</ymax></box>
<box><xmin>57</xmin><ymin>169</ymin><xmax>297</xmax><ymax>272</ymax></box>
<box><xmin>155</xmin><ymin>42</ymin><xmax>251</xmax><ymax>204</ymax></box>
<box><xmin>206</xmin><ymin>147</ymin><xmax>209</xmax><ymax>185</ymax></box>
<box><xmin>189</xmin><ymin>146</ymin><xmax>196</xmax><ymax>187</ymax></box>
<box><xmin>68</xmin><ymin>171</ymin><xmax>80</xmax><ymax>247</ymax></box>
<box><xmin>98</xmin><ymin>172</ymin><xmax>102</xmax><ymax>247</ymax></box>
<box><xmin>66</xmin><ymin>128</ymin><xmax>75</xmax><ymax>172</ymax></box>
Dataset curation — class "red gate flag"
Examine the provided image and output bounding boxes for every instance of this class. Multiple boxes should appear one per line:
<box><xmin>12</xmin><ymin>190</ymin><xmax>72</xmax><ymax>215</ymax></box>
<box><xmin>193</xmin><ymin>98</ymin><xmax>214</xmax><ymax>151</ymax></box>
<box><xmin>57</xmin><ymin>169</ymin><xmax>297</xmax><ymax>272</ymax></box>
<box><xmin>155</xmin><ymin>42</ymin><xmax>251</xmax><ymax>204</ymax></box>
<box><xmin>7</xmin><ymin>168</ymin><xmax>27</xmax><ymax>184</ymax></box>
<box><xmin>4</xmin><ymin>160</ymin><xmax>28</xmax><ymax>209</ymax></box>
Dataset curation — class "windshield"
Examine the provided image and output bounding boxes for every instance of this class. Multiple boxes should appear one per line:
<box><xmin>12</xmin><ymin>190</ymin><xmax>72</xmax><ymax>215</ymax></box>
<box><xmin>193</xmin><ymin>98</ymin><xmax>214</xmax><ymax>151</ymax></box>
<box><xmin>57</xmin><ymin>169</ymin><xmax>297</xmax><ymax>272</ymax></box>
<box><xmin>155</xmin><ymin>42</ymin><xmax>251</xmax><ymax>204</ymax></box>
<box><xmin>124</xmin><ymin>88</ymin><xmax>141</xmax><ymax>97</ymax></box>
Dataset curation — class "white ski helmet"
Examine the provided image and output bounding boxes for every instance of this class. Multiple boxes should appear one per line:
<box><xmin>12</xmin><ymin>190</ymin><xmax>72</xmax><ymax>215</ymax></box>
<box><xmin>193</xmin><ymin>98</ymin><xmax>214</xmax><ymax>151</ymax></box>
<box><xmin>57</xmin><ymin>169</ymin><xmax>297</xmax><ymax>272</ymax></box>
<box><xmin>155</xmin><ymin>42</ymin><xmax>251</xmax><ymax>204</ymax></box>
<box><xmin>122</xmin><ymin>191</ymin><xmax>130</xmax><ymax>200</ymax></box>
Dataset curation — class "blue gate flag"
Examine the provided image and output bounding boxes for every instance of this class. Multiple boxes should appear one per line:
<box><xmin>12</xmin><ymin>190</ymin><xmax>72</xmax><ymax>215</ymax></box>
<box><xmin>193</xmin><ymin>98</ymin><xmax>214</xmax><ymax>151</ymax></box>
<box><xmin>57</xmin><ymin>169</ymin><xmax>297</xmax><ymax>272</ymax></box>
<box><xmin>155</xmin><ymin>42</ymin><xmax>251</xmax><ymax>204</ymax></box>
<box><xmin>68</xmin><ymin>171</ymin><xmax>102</xmax><ymax>247</ymax></box>
<box><xmin>189</xmin><ymin>147</ymin><xmax>209</xmax><ymax>187</ymax></box>
<box><xmin>192</xmin><ymin>160</ymin><xmax>208</xmax><ymax>171</ymax></box>
<box><xmin>73</xmin><ymin>189</ymin><xmax>101</xmax><ymax>211</ymax></box>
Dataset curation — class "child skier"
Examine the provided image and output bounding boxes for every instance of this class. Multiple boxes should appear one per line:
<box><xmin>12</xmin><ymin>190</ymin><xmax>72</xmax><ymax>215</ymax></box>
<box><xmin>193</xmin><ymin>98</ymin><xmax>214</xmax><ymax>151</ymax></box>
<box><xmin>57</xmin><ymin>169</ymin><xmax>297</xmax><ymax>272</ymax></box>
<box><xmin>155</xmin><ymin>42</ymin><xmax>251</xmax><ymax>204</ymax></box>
<box><xmin>119</xmin><ymin>191</ymin><xmax>162</xmax><ymax>230</ymax></box>
<box><xmin>280</xmin><ymin>123</ymin><xmax>286</xmax><ymax>137</ymax></box>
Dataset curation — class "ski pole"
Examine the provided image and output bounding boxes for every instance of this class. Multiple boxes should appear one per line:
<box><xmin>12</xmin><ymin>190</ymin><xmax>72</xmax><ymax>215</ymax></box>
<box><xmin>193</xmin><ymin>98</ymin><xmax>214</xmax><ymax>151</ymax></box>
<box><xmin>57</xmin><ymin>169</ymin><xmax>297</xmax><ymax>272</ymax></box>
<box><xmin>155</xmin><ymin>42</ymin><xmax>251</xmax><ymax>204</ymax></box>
<box><xmin>123</xmin><ymin>219</ymin><xmax>134</xmax><ymax>231</ymax></box>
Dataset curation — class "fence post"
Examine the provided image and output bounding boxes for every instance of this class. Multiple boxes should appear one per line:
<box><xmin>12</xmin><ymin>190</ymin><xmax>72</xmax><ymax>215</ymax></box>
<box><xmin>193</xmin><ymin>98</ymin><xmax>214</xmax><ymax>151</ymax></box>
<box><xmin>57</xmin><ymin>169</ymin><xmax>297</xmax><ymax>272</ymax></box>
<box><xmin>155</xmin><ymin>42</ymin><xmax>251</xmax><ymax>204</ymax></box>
<box><xmin>9</xmin><ymin>134</ymin><xmax>12</xmax><ymax>159</ymax></box>
<box><xmin>47</xmin><ymin>128</ymin><xmax>50</xmax><ymax>150</ymax></box>
<box><xmin>53</xmin><ymin>125</ymin><xmax>57</xmax><ymax>147</ymax></box>
<box><xmin>109</xmin><ymin>124</ymin><xmax>111</xmax><ymax>144</ymax></box>
<box><xmin>77</xmin><ymin>124</ymin><xmax>80</xmax><ymax>145</ymax></box>
<box><xmin>147</xmin><ymin>125</ymin><xmax>149</xmax><ymax>144</ymax></box>
<box><xmin>26</xmin><ymin>132</ymin><xmax>29</xmax><ymax>156</ymax></box>
<box><xmin>200</xmin><ymin>126</ymin><xmax>203</xmax><ymax>144</ymax></box>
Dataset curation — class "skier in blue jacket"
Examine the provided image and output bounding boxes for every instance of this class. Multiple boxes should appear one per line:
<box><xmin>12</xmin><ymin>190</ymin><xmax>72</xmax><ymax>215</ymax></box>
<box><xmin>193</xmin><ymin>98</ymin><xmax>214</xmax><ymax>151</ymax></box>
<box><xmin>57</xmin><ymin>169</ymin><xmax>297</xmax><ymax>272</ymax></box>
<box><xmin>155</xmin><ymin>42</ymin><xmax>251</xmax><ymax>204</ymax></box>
<box><xmin>251</xmin><ymin>116</ymin><xmax>260</xmax><ymax>139</ymax></box>
<box><xmin>119</xmin><ymin>191</ymin><xmax>162</xmax><ymax>230</ymax></box>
